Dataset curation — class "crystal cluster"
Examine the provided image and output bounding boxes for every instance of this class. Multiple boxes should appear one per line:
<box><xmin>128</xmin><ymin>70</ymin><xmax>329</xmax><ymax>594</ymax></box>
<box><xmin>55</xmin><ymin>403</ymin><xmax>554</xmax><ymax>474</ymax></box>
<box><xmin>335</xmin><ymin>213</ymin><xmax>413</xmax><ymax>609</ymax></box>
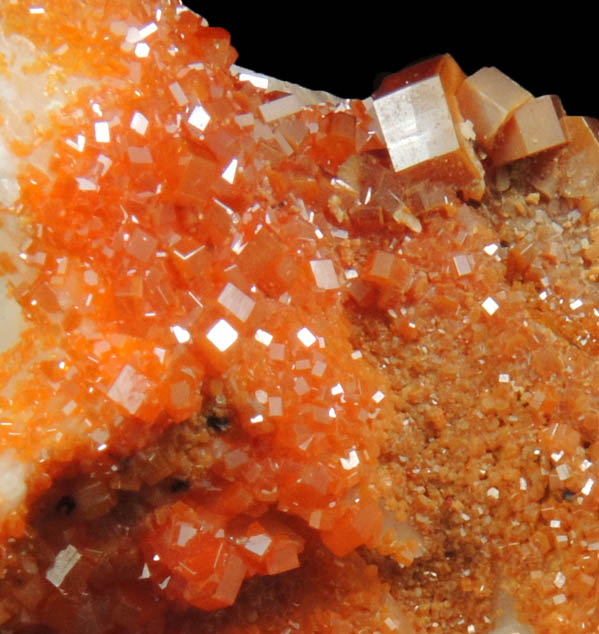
<box><xmin>0</xmin><ymin>1</ymin><xmax>598</xmax><ymax>633</ymax></box>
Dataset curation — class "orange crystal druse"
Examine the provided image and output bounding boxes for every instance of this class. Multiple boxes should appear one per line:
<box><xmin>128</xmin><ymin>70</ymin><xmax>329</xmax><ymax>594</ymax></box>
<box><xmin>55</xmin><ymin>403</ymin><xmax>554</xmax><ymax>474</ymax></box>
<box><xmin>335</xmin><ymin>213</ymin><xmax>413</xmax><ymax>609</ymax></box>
<box><xmin>2</xmin><ymin>3</ymin><xmax>599</xmax><ymax>634</ymax></box>
<box><xmin>530</xmin><ymin>114</ymin><xmax>599</xmax><ymax>208</ymax></box>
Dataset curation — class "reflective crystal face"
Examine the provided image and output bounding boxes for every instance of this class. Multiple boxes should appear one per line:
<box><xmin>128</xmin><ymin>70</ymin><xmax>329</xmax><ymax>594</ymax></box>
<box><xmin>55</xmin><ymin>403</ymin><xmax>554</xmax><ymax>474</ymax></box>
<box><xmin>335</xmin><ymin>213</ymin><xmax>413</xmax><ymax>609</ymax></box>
<box><xmin>374</xmin><ymin>76</ymin><xmax>460</xmax><ymax>172</ymax></box>
<box><xmin>0</xmin><ymin>2</ymin><xmax>598</xmax><ymax>634</ymax></box>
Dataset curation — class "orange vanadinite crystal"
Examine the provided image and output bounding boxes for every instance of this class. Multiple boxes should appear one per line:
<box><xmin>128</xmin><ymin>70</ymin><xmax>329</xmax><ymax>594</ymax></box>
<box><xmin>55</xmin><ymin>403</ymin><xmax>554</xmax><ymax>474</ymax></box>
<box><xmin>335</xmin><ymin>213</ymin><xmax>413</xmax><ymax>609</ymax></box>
<box><xmin>0</xmin><ymin>0</ymin><xmax>399</xmax><ymax>628</ymax></box>
<box><xmin>2</xmin><ymin>1</ymin><xmax>599</xmax><ymax>633</ymax></box>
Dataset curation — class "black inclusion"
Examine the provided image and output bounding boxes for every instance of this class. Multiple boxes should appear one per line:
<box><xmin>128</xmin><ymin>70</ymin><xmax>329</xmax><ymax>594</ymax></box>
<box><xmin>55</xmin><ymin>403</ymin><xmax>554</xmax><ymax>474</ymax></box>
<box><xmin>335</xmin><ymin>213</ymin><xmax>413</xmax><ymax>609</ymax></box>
<box><xmin>206</xmin><ymin>415</ymin><xmax>230</xmax><ymax>432</ymax></box>
<box><xmin>170</xmin><ymin>478</ymin><xmax>190</xmax><ymax>493</ymax></box>
<box><xmin>56</xmin><ymin>495</ymin><xmax>76</xmax><ymax>516</ymax></box>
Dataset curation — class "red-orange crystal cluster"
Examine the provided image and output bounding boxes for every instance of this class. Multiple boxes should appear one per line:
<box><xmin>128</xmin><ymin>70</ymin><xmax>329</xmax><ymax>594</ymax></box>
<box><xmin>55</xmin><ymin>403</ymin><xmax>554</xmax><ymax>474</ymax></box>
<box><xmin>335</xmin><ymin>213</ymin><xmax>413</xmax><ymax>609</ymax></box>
<box><xmin>0</xmin><ymin>2</ymin><xmax>599</xmax><ymax>633</ymax></box>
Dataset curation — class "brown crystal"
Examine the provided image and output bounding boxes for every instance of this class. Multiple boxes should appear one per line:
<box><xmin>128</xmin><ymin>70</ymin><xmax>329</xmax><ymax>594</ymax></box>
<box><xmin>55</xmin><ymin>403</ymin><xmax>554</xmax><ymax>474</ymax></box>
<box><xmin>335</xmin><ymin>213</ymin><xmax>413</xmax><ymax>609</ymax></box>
<box><xmin>490</xmin><ymin>94</ymin><xmax>567</xmax><ymax>164</ymax></box>
<box><xmin>456</xmin><ymin>66</ymin><xmax>533</xmax><ymax>149</ymax></box>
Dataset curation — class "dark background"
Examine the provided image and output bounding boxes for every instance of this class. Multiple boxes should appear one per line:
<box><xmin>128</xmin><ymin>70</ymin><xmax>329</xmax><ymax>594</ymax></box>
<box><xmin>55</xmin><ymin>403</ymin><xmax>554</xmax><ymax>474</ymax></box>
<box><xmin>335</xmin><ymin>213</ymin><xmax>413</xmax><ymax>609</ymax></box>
<box><xmin>187</xmin><ymin>3</ymin><xmax>595</xmax><ymax>119</ymax></box>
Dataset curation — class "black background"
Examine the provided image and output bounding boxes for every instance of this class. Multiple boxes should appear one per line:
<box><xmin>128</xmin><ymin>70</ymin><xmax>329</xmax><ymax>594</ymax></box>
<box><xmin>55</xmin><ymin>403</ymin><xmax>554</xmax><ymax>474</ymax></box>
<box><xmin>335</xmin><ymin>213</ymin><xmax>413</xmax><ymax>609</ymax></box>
<box><xmin>188</xmin><ymin>3</ymin><xmax>596</xmax><ymax>119</ymax></box>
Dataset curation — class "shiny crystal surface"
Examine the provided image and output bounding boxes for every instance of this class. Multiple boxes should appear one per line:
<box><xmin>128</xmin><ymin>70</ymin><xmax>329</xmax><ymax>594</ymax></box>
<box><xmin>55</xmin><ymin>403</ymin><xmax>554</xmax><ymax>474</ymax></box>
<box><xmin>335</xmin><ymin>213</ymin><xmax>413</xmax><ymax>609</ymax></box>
<box><xmin>0</xmin><ymin>2</ymin><xmax>598</xmax><ymax>634</ymax></box>
<box><xmin>456</xmin><ymin>67</ymin><xmax>532</xmax><ymax>149</ymax></box>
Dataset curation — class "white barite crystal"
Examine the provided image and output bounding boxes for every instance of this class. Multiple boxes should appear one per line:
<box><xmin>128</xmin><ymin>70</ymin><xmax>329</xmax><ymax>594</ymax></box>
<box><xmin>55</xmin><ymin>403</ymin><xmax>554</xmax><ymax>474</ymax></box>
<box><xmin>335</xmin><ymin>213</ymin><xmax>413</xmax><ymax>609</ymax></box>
<box><xmin>0</xmin><ymin>450</ymin><xmax>27</xmax><ymax>517</ymax></box>
<box><xmin>373</xmin><ymin>76</ymin><xmax>459</xmax><ymax>173</ymax></box>
<box><xmin>46</xmin><ymin>544</ymin><xmax>81</xmax><ymax>588</ymax></box>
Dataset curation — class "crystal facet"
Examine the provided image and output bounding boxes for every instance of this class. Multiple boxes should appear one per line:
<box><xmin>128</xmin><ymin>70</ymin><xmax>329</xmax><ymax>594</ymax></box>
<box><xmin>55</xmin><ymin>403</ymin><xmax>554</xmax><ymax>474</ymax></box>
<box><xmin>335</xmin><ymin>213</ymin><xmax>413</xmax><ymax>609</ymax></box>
<box><xmin>0</xmin><ymin>3</ymin><xmax>597</xmax><ymax>633</ymax></box>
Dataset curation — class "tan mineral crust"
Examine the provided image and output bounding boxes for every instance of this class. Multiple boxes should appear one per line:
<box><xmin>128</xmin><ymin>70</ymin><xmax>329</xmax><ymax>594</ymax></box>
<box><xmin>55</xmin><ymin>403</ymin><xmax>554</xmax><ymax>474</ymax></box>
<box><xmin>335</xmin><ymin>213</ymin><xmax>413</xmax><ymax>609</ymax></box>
<box><xmin>0</xmin><ymin>2</ymin><xmax>597</xmax><ymax>633</ymax></box>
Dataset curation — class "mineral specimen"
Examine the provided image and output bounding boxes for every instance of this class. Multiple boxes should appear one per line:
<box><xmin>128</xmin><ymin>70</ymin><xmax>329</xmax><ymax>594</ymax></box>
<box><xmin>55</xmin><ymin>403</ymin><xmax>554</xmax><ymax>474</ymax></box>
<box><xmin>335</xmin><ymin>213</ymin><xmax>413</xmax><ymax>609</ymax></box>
<box><xmin>0</xmin><ymin>2</ymin><xmax>598</xmax><ymax>633</ymax></box>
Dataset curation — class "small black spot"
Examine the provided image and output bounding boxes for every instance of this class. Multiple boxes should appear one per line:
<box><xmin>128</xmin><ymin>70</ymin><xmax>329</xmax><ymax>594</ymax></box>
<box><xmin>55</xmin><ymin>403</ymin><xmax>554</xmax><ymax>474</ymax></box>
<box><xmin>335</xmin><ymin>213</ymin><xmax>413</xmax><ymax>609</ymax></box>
<box><xmin>562</xmin><ymin>489</ymin><xmax>576</xmax><ymax>501</ymax></box>
<box><xmin>445</xmin><ymin>550</ymin><xmax>457</xmax><ymax>559</ymax></box>
<box><xmin>170</xmin><ymin>478</ymin><xmax>190</xmax><ymax>493</ymax></box>
<box><xmin>463</xmin><ymin>195</ymin><xmax>481</xmax><ymax>209</ymax></box>
<box><xmin>56</xmin><ymin>495</ymin><xmax>76</xmax><ymax>516</ymax></box>
<box><xmin>206</xmin><ymin>415</ymin><xmax>230</xmax><ymax>432</ymax></box>
<box><xmin>500</xmin><ymin>240</ymin><xmax>510</xmax><ymax>248</ymax></box>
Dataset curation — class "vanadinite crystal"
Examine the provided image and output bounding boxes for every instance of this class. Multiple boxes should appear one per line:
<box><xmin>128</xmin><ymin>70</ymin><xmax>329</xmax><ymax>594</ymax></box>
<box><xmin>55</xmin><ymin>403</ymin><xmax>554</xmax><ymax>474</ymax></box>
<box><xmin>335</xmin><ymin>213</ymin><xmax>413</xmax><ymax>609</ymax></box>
<box><xmin>0</xmin><ymin>2</ymin><xmax>598</xmax><ymax>633</ymax></box>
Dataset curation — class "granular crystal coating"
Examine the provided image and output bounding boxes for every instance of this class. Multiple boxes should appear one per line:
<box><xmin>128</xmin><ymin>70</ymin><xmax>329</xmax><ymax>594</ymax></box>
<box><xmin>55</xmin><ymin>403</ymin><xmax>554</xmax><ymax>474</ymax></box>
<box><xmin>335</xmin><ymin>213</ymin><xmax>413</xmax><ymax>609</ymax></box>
<box><xmin>0</xmin><ymin>2</ymin><xmax>598</xmax><ymax>633</ymax></box>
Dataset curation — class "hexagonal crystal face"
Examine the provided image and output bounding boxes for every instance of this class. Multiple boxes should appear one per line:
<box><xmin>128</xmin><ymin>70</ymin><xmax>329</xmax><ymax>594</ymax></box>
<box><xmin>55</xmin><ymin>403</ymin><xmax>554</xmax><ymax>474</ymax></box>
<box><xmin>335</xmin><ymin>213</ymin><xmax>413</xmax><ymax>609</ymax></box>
<box><xmin>373</xmin><ymin>76</ymin><xmax>459</xmax><ymax>173</ymax></box>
